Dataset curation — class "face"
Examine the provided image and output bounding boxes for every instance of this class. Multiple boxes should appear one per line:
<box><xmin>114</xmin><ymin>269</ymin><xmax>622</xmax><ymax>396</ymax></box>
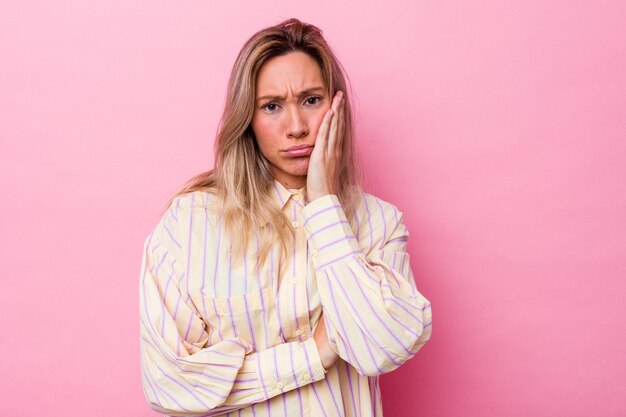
<box><xmin>251</xmin><ymin>51</ymin><xmax>330</xmax><ymax>189</ymax></box>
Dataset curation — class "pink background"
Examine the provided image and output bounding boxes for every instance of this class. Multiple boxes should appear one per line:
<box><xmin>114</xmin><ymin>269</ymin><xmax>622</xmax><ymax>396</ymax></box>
<box><xmin>1</xmin><ymin>1</ymin><xmax>625</xmax><ymax>416</ymax></box>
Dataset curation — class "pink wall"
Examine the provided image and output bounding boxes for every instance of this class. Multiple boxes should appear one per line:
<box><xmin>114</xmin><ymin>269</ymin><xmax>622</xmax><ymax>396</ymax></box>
<box><xmin>1</xmin><ymin>1</ymin><xmax>625</xmax><ymax>416</ymax></box>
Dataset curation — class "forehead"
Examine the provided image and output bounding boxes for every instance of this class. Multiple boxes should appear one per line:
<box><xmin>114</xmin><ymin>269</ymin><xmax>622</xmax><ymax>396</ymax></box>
<box><xmin>256</xmin><ymin>51</ymin><xmax>326</xmax><ymax>94</ymax></box>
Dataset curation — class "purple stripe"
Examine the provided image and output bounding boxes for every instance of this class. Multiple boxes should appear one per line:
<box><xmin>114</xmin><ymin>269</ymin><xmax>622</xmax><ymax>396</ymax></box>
<box><xmin>386</xmin><ymin>235</ymin><xmax>408</xmax><ymax>245</ymax></box>
<box><xmin>324</xmin><ymin>267</ymin><xmax>402</xmax><ymax>368</ymax></box>
<box><xmin>393</xmin><ymin>206</ymin><xmax>399</xmax><ymax>227</ymax></box>
<box><xmin>375</xmin><ymin>199</ymin><xmax>387</xmax><ymax>250</ymax></box>
<box><xmin>231</xmin><ymin>376</ymin><xmax>257</xmax><ymax>383</ymax></box>
<box><xmin>172</xmin><ymin>294</ymin><xmax>181</xmax><ymax>321</ymax></box>
<box><xmin>343</xmin><ymin>265</ymin><xmax>413</xmax><ymax>355</ymax></box>
<box><xmin>162</xmin><ymin>260</ymin><xmax>176</xmax><ymax>303</ymax></box>
<box><xmin>273</xmin><ymin>181</ymin><xmax>286</xmax><ymax>207</ymax></box>
<box><xmin>256</xmin><ymin>352</ymin><xmax>270</xmax><ymax>400</ymax></box>
<box><xmin>172</xmin><ymin>198</ymin><xmax>180</xmax><ymax>221</ymax></box>
<box><xmin>183</xmin><ymin>312</ymin><xmax>195</xmax><ymax>342</ymax></box>
<box><xmin>355</xmin><ymin>207</ymin><xmax>361</xmax><ymax>235</ymax></box>
<box><xmin>402</xmin><ymin>252</ymin><xmax>411</xmax><ymax>280</ymax></box>
<box><xmin>205</xmin><ymin>349</ymin><xmax>246</xmax><ymax>360</ymax></box>
<box><xmin>327</xmin><ymin>276</ymin><xmax>373</xmax><ymax>374</ymax></box>
<box><xmin>242</xmin><ymin>254</ymin><xmax>257</xmax><ymax>348</ymax></box>
<box><xmin>381</xmin><ymin>298</ymin><xmax>424</xmax><ymax>337</ymax></box>
<box><xmin>226</xmin><ymin>250</ymin><xmax>238</xmax><ymax>339</ymax></box>
<box><xmin>288</xmin><ymin>343</ymin><xmax>304</xmax><ymax>417</ymax></box>
<box><xmin>382</xmin><ymin>295</ymin><xmax>422</xmax><ymax>322</ymax></box>
<box><xmin>212</xmin><ymin>214</ymin><xmax>224</xmax><ymax>341</ymax></box>
<box><xmin>255</xmin><ymin>235</ymin><xmax>270</xmax><ymax>349</ymax></box>
<box><xmin>141</xmin><ymin>243</ymin><xmax>230</xmax><ymax>388</ymax></box>
<box><xmin>353</xmin><ymin>260</ymin><xmax>381</xmax><ymax>286</ymax></box>
<box><xmin>318</xmin><ymin>234</ymin><xmax>358</xmax><ymax>251</ymax></box>
<box><xmin>140</xmin><ymin>358</ymin><xmax>161</xmax><ymax>405</ymax></box>
<box><xmin>302</xmin><ymin>343</ymin><xmax>330</xmax><ymax>417</ymax></box>
<box><xmin>281</xmin><ymin>343</ymin><xmax>294</xmax><ymax>416</ymax></box>
<box><xmin>323</xmin><ymin>371</ymin><xmax>343</xmax><ymax>416</ymax></box>
<box><xmin>212</xmin><ymin>212</ymin><xmax>222</xmax><ymax>295</ymax></box>
<box><xmin>143</xmin><ymin>333</ymin><xmax>239</xmax><ymax>390</ymax></box>
<box><xmin>305</xmin><ymin>248</ymin><xmax>312</xmax><ymax>310</ymax></box>
<box><xmin>154</xmin><ymin>250</ymin><xmax>169</xmax><ymax>285</ymax></box>
<box><xmin>211</xmin><ymin>299</ymin><xmax>224</xmax><ymax>343</ymax></box>
<box><xmin>273</xmin><ymin>342</ymin><xmax>281</xmax><ymax>384</ymax></box>
<box><xmin>315</xmin><ymin>250</ymin><xmax>361</xmax><ymax>271</ymax></box>
<box><xmin>392</xmin><ymin>251</ymin><xmax>398</xmax><ymax>272</ymax></box>
<box><xmin>308</xmin><ymin>219</ymin><xmax>350</xmax><ymax>240</ymax></box>
<box><xmin>153</xmin><ymin>377</ymin><xmax>192</xmax><ymax>412</ymax></box>
<box><xmin>185</xmin><ymin>193</ymin><xmax>195</xmax><ymax>304</ymax></box>
<box><xmin>292</xmin><ymin>205</ymin><xmax>301</xmax><ymax>338</ymax></box>
<box><xmin>293</xmin><ymin>197</ymin><xmax>304</xmax><ymax>208</ymax></box>
<box><xmin>363</xmin><ymin>197</ymin><xmax>374</xmax><ymax>251</ymax></box>
<box><xmin>154</xmin><ymin>252</ymin><xmax>170</xmax><ymax>338</ymax></box>
<box><xmin>163</xmin><ymin>221</ymin><xmax>182</xmax><ymax>249</ymax></box>
<box><xmin>270</xmin><ymin>247</ymin><xmax>285</xmax><ymax>342</ymax></box>
<box><xmin>161</xmin><ymin>270</ymin><xmax>180</xmax><ymax>336</ymax></box>
<box><xmin>343</xmin><ymin>360</ymin><xmax>358</xmax><ymax>416</ymax></box>
<box><xmin>302</xmin><ymin>204</ymin><xmax>343</xmax><ymax>225</ymax></box>
<box><xmin>140</xmin><ymin>331</ymin><xmax>241</xmax><ymax>385</ymax></box>
<box><xmin>273</xmin><ymin>343</ymin><xmax>288</xmax><ymax>416</ymax></box>
<box><xmin>155</xmin><ymin>363</ymin><xmax>216</xmax><ymax>408</ymax></box>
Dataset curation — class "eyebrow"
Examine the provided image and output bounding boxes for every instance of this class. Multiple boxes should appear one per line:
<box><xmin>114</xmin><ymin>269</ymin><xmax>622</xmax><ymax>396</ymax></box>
<box><xmin>256</xmin><ymin>86</ymin><xmax>326</xmax><ymax>102</ymax></box>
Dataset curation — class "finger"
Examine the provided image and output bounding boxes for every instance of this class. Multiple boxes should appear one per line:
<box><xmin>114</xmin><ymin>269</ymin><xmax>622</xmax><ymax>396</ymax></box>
<box><xmin>335</xmin><ymin>94</ymin><xmax>345</xmax><ymax>154</ymax></box>
<box><xmin>327</xmin><ymin>91</ymin><xmax>343</xmax><ymax>154</ymax></box>
<box><xmin>315</xmin><ymin>108</ymin><xmax>334</xmax><ymax>156</ymax></box>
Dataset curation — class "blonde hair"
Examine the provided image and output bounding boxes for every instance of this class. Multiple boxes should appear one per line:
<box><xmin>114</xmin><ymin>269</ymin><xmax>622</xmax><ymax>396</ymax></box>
<box><xmin>165</xmin><ymin>18</ymin><xmax>362</xmax><ymax>266</ymax></box>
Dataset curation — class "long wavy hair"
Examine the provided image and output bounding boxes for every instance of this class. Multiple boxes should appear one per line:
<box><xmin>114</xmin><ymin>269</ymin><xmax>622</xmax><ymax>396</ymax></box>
<box><xmin>165</xmin><ymin>18</ymin><xmax>362</xmax><ymax>266</ymax></box>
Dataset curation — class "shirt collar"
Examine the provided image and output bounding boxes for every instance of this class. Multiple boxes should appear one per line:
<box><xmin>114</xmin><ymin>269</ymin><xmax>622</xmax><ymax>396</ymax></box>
<box><xmin>272</xmin><ymin>179</ymin><xmax>305</xmax><ymax>211</ymax></box>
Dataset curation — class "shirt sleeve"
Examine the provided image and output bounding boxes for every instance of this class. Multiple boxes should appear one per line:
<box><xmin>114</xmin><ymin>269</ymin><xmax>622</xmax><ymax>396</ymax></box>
<box><xmin>139</xmin><ymin>206</ymin><xmax>326</xmax><ymax>416</ymax></box>
<box><xmin>301</xmin><ymin>194</ymin><xmax>432</xmax><ymax>377</ymax></box>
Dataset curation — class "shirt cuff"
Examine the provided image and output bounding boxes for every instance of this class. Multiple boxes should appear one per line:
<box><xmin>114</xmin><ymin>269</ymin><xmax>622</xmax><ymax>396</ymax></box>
<box><xmin>255</xmin><ymin>338</ymin><xmax>326</xmax><ymax>400</ymax></box>
<box><xmin>301</xmin><ymin>195</ymin><xmax>361</xmax><ymax>271</ymax></box>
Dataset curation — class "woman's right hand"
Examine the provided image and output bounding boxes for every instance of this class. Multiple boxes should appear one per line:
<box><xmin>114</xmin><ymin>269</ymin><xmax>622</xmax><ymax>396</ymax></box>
<box><xmin>313</xmin><ymin>313</ymin><xmax>339</xmax><ymax>370</ymax></box>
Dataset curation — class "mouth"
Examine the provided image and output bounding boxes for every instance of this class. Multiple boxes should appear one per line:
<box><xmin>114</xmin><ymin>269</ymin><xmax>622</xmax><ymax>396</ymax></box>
<box><xmin>283</xmin><ymin>144</ymin><xmax>314</xmax><ymax>157</ymax></box>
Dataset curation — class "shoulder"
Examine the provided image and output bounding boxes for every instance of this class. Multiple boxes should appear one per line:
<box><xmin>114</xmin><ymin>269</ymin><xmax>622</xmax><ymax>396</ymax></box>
<box><xmin>169</xmin><ymin>188</ymin><xmax>220</xmax><ymax>213</ymax></box>
<box><xmin>353</xmin><ymin>191</ymin><xmax>408</xmax><ymax>251</ymax></box>
<box><xmin>145</xmin><ymin>189</ymin><xmax>220</xmax><ymax>254</ymax></box>
<box><xmin>356</xmin><ymin>191</ymin><xmax>404</xmax><ymax>225</ymax></box>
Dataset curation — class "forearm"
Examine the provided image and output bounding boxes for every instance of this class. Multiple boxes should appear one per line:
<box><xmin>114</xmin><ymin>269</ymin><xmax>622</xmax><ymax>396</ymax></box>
<box><xmin>141</xmin><ymin>326</ymin><xmax>326</xmax><ymax>416</ymax></box>
<box><xmin>301</xmin><ymin>195</ymin><xmax>432</xmax><ymax>376</ymax></box>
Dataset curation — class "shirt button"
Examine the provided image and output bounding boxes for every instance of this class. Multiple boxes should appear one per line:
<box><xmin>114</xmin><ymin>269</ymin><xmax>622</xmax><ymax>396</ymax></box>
<box><xmin>295</xmin><ymin>329</ymin><xmax>303</xmax><ymax>336</ymax></box>
<box><xmin>303</xmin><ymin>372</ymin><xmax>311</xmax><ymax>381</ymax></box>
<box><xmin>276</xmin><ymin>381</ymin><xmax>284</xmax><ymax>389</ymax></box>
<box><xmin>292</xmin><ymin>221</ymin><xmax>299</xmax><ymax>228</ymax></box>
<box><xmin>311</xmin><ymin>249</ymin><xmax>319</xmax><ymax>257</ymax></box>
<box><xmin>290</xmin><ymin>278</ymin><xmax>297</xmax><ymax>285</ymax></box>
<box><xmin>292</xmin><ymin>194</ymin><xmax>300</xmax><ymax>201</ymax></box>
<box><xmin>376</xmin><ymin>266</ymin><xmax>384</xmax><ymax>274</ymax></box>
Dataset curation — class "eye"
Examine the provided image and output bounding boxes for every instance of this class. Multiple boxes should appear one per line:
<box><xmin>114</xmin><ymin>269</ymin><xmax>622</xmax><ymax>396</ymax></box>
<box><xmin>304</xmin><ymin>96</ymin><xmax>322</xmax><ymax>106</ymax></box>
<box><xmin>261</xmin><ymin>102</ymin><xmax>280</xmax><ymax>113</ymax></box>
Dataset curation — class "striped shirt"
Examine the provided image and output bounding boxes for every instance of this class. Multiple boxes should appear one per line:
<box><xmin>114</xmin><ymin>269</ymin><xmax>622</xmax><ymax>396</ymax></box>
<box><xmin>139</xmin><ymin>181</ymin><xmax>432</xmax><ymax>417</ymax></box>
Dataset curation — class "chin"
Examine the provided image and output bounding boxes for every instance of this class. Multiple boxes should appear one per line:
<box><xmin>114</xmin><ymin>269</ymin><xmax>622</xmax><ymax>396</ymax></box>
<box><xmin>287</xmin><ymin>161</ymin><xmax>310</xmax><ymax>176</ymax></box>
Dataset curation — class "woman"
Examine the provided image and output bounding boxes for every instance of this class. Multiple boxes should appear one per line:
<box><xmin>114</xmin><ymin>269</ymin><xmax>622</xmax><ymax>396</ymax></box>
<box><xmin>139</xmin><ymin>18</ymin><xmax>432</xmax><ymax>417</ymax></box>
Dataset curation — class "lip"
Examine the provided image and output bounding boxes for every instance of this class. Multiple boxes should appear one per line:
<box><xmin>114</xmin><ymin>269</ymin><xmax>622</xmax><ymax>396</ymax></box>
<box><xmin>283</xmin><ymin>144</ymin><xmax>314</xmax><ymax>157</ymax></box>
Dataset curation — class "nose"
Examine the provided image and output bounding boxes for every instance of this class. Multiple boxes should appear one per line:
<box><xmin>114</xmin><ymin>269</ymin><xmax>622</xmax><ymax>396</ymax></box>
<box><xmin>287</xmin><ymin>107</ymin><xmax>309</xmax><ymax>139</ymax></box>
